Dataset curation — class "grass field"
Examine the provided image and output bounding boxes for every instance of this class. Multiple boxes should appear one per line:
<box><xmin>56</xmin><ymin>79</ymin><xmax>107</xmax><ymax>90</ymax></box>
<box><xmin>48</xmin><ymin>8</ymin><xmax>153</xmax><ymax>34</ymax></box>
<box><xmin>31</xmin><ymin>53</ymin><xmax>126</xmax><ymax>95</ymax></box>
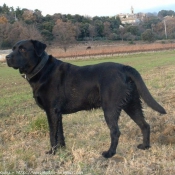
<box><xmin>0</xmin><ymin>50</ymin><xmax>175</xmax><ymax>174</ymax></box>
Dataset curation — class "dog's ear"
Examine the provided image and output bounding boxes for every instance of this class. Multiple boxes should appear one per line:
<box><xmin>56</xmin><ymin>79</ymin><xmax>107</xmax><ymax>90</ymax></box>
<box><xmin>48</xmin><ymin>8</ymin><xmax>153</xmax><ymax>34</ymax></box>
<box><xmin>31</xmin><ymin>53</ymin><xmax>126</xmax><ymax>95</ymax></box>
<box><xmin>31</xmin><ymin>40</ymin><xmax>47</xmax><ymax>57</ymax></box>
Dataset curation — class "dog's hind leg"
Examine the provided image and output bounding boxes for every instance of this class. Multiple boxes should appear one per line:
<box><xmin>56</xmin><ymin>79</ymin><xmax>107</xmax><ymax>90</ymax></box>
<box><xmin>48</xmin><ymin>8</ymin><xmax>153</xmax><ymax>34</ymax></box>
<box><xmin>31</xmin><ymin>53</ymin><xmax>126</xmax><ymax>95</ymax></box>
<box><xmin>102</xmin><ymin>107</ymin><xmax>121</xmax><ymax>158</ymax></box>
<box><xmin>123</xmin><ymin>94</ymin><xmax>151</xmax><ymax>150</ymax></box>
<box><xmin>101</xmin><ymin>81</ymin><xmax>131</xmax><ymax>158</ymax></box>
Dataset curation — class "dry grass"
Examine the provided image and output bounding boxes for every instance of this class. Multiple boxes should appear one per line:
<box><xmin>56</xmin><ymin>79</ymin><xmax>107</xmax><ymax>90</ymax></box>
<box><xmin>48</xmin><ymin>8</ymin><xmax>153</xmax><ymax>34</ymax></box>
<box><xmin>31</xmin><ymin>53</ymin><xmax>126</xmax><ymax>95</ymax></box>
<box><xmin>50</xmin><ymin>42</ymin><xmax>175</xmax><ymax>59</ymax></box>
<box><xmin>0</xmin><ymin>50</ymin><xmax>175</xmax><ymax>174</ymax></box>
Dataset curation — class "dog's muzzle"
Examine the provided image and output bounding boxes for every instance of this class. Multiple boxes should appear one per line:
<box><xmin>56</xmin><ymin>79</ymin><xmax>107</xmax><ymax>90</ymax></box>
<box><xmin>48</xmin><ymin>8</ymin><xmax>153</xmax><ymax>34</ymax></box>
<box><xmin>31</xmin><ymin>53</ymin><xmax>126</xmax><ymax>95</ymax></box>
<box><xmin>6</xmin><ymin>54</ymin><xmax>11</xmax><ymax>66</ymax></box>
<box><xmin>6</xmin><ymin>54</ymin><xmax>18</xmax><ymax>69</ymax></box>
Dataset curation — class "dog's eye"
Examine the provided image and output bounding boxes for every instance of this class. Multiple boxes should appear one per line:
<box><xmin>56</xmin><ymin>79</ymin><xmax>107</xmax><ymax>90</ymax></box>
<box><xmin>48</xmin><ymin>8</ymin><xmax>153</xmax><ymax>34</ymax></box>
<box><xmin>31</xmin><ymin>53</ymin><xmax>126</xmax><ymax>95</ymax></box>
<box><xmin>19</xmin><ymin>48</ymin><xmax>26</xmax><ymax>53</ymax></box>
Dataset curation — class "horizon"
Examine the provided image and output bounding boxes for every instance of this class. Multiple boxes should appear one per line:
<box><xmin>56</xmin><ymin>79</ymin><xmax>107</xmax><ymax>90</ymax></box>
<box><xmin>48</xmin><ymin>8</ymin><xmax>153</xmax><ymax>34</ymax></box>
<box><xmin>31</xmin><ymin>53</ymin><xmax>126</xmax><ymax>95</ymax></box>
<box><xmin>1</xmin><ymin>1</ymin><xmax>175</xmax><ymax>17</ymax></box>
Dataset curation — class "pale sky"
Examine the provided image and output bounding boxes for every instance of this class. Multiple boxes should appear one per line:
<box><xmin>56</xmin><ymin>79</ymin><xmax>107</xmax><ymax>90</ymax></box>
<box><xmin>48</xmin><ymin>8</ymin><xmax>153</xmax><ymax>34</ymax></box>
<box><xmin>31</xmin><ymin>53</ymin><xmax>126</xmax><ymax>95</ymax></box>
<box><xmin>1</xmin><ymin>0</ymin><xmax>175</xmax><ymax>17</ymax></box>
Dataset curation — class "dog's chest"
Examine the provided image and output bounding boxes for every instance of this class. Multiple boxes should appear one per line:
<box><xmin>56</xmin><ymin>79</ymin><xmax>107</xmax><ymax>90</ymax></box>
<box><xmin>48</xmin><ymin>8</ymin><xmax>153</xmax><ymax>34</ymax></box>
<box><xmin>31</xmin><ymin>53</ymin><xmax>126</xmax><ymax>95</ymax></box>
<box><xmin>33</xmin><ymin>91</ymin><xmax>44</xmax><ymax>109</ymax></box>
<box><xmin>30</xmin><ymin>83</ymin><xmax>45</xmax><ymax>109</ymax></box>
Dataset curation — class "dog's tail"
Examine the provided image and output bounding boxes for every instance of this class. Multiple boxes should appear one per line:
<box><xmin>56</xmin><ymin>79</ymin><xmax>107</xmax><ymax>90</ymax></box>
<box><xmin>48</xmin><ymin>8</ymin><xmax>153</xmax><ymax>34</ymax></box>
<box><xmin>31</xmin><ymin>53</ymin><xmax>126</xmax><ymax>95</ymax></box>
<box><xmin>124</xmin><ymin>65</ymin><xmax>166</xmax><ymax>114</ymax></box>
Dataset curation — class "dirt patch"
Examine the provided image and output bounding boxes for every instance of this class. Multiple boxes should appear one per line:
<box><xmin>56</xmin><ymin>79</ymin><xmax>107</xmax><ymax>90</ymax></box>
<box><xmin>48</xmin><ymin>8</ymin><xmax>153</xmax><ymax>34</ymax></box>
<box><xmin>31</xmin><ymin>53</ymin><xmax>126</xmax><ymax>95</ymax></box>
<box><xmin>0</xmin><ymin>54</ymin><xmax>6</xmax><ymax>62</ymax></box>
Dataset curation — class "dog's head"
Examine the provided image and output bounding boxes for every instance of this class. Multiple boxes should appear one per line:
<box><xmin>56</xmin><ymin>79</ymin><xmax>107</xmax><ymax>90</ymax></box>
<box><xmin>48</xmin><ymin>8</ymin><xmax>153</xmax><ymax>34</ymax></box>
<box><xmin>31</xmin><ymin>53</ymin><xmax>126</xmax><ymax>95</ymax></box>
<box><xmin>6</xmin><ymin>40</ymin><xmax>47</xmax><ymax>74</ymax></box>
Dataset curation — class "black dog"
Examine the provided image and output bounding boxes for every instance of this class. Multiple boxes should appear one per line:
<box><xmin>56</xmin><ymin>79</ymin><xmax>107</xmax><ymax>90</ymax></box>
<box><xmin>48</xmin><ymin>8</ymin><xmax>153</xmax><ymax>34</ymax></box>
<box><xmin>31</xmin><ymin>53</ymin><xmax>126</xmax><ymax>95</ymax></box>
<box><xmin>6</xmin><ymin>40</ymin><xmax>166</xmax><ymax>158</ymax></box>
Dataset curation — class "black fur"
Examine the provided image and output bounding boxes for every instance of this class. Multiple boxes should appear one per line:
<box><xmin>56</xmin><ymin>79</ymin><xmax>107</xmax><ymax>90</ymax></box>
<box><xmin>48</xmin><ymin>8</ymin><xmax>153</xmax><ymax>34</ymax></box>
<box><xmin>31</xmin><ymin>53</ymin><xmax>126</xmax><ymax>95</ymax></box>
<box><xmin>6</xmin><ymin>40</ymin><xmax>166</xmax><ymax>158</ymax></box>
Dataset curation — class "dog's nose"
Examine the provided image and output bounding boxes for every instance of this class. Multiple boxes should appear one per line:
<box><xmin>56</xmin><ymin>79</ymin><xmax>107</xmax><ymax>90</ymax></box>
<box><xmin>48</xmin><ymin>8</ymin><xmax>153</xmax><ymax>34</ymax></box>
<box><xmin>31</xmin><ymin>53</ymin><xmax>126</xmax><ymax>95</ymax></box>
<box><xmin>6</xmin><ymin>54</ymin><xmax>10</xmax><ymax>59</ymax></box>
<box><xmin>6</xmin><ymin>54</ymin><xmax>11</xmax><ymax>61</ymax></box>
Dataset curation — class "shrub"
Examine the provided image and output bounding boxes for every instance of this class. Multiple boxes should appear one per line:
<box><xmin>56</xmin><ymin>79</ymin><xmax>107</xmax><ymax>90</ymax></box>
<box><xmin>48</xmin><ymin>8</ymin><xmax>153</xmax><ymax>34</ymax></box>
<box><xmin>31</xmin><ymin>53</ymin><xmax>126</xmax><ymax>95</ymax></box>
<box><xmin>1</xmin><ymin>40</ymin><xmax>12</xmax><ymax>49</ymax></box>
<box><xmin>41</xmin><ymin>29</ymin><xmax>54</xmax><ymax>41</ymax></box>
<box><xmin>141</xmin><ymin>29</ymin><xmax>155</xmax><ymax>42</ymax></box>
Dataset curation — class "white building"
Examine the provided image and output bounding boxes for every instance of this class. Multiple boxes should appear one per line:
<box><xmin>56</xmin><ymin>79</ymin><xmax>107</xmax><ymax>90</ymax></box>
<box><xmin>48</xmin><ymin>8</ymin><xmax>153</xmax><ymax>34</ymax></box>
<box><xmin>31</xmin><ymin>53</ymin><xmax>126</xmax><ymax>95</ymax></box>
<box><xmin>117</xmin><ymin>6</ymin><xmax>145</xmax><ymax>25</ymax></box>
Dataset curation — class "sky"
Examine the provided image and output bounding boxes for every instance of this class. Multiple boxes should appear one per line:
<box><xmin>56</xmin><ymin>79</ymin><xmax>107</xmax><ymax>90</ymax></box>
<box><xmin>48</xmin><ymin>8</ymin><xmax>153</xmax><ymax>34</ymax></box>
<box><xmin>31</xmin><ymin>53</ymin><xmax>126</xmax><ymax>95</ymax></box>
<box><xmin>1</xmin><ymin>0</ymin><xmax>175</xmax><ymax>17</ymax></box>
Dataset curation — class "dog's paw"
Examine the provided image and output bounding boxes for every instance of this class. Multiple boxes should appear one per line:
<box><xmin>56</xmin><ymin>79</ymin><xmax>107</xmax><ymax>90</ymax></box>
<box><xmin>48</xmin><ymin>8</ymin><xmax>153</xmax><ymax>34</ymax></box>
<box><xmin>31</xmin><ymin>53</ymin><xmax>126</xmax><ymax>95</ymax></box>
<box><xmin>137</xmin><ymin>144</ymin><xmax>151</xmax><ymax>150</ymax></box>
<box><xmin>102</xmin><ymin>151</ymin><xmax>116</xmax><ymax>158</ymax></box>
<box><xmin>45</xmin><ymin>149</ymin><xmax>56</xmax><ymax>155</ymax></box>
<box><xmin>59</xmin><ymin>142</ymin><xmax>66</xmax><ymax>148</ymax></box>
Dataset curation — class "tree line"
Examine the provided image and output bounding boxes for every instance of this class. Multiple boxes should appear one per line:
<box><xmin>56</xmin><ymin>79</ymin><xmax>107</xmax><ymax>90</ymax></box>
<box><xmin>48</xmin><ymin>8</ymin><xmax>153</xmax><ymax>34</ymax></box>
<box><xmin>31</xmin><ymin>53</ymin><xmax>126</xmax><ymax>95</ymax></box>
<box><xmin>0</xmin><ymin>3</ymin><xmax>175</xmax><ymax>50</ymax></box>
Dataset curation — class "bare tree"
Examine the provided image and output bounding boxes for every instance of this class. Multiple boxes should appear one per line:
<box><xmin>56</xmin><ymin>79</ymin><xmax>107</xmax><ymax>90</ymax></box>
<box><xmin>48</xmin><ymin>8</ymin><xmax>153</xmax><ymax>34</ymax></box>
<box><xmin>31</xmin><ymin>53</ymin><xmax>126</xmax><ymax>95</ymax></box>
<box><xmin>0</xmin><ymin>23</ymin><xmax>11</xmax><ymax>40</ymax></box>
<box><xmin>119</xmin><ymin>26</ymin><xmax>126</xmax><ymax>41</ymax></box>
<box><xmin>52</xmin><ymin>19</ymin><xmax>76</xmax><ymax>52</ymax></box>
<box><xmin>89</xmin><ymin>24</ymin><xmax>96</xmax><ymax>40</ymax></box>
<box><xmin>0</xmin><ymin>16</ymin><xmax>8</xmax><ymax>24</ymax></box>
<box><xmin>20</xmin><ymin>23</ymin><xmax>43</xmax><ymax>40</ymax></box>
<box><xmin>103</xmin><ymin>21</ymin><xmax>111</xmax><ymax>39</ymax></box>
<box><xmin>8</xmin><ymin>22</ymin><xmax>42</xmax><ymax>44</ymax></box>
<box><xmin>0</xmin><ymin>23</ymin><xmax>13</xmax><ymax>48</ymax></box>
<box><xmin>22</xmin><ymin>10</ymin><xmax>36</xmax><ymax>23</ymax></box>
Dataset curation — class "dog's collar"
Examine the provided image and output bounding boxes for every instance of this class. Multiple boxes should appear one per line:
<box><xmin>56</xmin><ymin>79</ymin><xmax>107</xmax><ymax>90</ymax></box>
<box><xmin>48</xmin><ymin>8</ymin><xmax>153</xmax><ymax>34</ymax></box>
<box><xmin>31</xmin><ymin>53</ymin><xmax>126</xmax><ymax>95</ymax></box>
<box><xmin>22</xmin><ymin>52</ymin><xmax>49</xmax><ymax>81</ymax></box>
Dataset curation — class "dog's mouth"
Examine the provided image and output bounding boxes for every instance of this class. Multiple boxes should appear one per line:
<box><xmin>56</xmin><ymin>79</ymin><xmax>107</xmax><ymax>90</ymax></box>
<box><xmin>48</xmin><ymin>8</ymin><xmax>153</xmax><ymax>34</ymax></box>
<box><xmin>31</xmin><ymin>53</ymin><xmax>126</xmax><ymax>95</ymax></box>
<box><xmin>6</xmin><ymin>60</ymin><xmax>12</xmax><ymax>67</ymax></box>
<box><xmin>6</xmin><ymin>61</ymin><xmax>19</xmax><ymax>69</ymax></box>
<box><xmin>13</xmin><ymin>66</ymin><xmax>19</xmax><ymax>69</ymax></box>
<box><xmin>6</xmin><ymin>57</ymin><xmax>22</xmax><ymax>70</ymax></box>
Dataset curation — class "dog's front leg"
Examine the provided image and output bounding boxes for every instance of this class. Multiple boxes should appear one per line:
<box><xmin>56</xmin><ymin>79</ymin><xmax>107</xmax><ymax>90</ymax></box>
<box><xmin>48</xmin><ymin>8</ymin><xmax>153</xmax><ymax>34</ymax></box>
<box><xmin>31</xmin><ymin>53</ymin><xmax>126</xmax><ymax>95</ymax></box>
<box><xmin>45</xmin><ymin>109</ymin><xmax>65</xmax><ymax>155</ymax></box>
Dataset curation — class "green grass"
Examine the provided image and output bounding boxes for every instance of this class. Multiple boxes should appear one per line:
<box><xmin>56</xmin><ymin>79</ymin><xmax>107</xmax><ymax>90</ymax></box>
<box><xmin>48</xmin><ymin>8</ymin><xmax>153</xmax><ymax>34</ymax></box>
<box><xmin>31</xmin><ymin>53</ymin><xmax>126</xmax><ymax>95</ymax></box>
<box><xmin>0</xmin><ymin>50</ymin><xmax>175</xmax><ymax>174</ymax></box>
<box><xmin>67</xmin><ymin>50</ymin><xmax>175</xmax><ymax>72</ymax></box>
<box><xmin>28</xmin><ymin>114</ymin><xmax>48</xmax><ymax>133</ymax></box>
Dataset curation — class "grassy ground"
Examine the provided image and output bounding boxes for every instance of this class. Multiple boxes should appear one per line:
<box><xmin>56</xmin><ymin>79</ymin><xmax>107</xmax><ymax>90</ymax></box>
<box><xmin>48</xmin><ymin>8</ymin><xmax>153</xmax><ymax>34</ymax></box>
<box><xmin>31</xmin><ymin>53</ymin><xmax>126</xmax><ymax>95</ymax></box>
<box><xmin>0</xmin><ymin>50</ymin><xmax>175</xmax><ymax>174</ymax></box>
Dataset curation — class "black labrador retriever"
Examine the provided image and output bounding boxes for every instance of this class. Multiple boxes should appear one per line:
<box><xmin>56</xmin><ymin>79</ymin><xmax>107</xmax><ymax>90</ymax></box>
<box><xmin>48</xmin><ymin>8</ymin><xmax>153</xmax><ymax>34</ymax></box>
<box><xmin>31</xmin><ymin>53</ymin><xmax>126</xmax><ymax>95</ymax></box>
<box><xmin>6</xmin><ymin>40</ymin><xmax>166</xmax><ymax>158</ymax></box>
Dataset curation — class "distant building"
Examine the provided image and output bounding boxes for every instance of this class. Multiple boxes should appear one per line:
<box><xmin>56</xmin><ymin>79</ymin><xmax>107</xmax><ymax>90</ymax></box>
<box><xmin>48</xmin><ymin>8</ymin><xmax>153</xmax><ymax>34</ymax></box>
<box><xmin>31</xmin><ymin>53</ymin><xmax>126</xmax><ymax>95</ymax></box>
<box><xmin>117</xmin><ymin>6</ymin><xmax>145</xmax><ymax>25</ymax></box>
<box><xmin>164</xmin><ymin>15</ymin><xmax>174</xmax><ymax>20</ymax></box>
